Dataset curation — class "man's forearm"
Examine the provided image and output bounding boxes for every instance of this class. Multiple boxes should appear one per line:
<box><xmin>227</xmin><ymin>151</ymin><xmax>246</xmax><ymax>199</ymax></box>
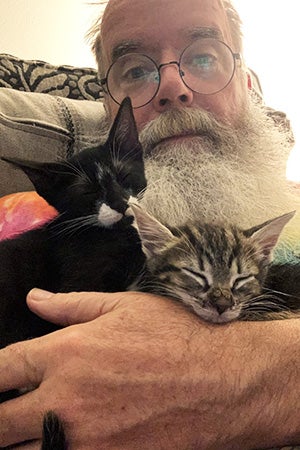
<box><xmin>187</xmin><ymin>319</ymin><xmax>300</xmax><ymax>449</ymax></box>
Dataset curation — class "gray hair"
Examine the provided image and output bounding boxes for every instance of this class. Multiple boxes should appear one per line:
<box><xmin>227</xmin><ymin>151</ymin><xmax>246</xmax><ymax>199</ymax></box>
<box><xmin>87</xmin><ymin>0</ymin><xmax>243</xmax><ymax>78</ymax></box>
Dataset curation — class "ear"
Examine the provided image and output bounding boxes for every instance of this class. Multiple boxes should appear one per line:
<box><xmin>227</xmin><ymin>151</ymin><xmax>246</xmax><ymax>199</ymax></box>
<box><xmin>244</xmin><ymin>211</ymin><xmax>296</xmax><ymax>261</ymax></box>
<box><xmin>1</xmin><ymin>156</ymin><xmax>73</xmax><ymax>208</ymax></box>
<box><xmin>107</xmin><ymin>97</ymin><xmax>143</xmax><ymax>162</ymax></box>
<box><xmin>129</xmin><ymin>204</ymin><xmax>176</xmax><ymax>259</ymax></box>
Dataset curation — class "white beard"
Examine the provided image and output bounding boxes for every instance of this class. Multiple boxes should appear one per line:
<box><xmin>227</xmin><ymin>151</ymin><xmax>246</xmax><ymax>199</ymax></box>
<box><xmin>138</xmin><ymin>101</ymin><xmax>300</xmax><ymax>244</ymax></box>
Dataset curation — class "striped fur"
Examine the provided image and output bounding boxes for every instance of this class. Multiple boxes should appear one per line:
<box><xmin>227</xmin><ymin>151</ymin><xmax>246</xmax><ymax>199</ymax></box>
<box><xmin>131</xmin><ymin>206</ymin><xmax>299</xmax><ymax>323</ymax></box>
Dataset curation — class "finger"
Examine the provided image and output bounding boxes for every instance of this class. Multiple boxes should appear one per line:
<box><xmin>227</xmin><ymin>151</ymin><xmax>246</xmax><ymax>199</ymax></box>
<box><xmin>0</xmin><ymin>390</ymin><xmax>43</xmax><ymax>447</ymax></box>
<box><xmin>0</xmin><ymin>339</ymin><xmax>44</xmax><ymax>394</ymax></box>
<box><xmin>26</xmin><ymin>289</ymin><xmax>127</xmax><ymax>326</ymax></box>
<box><xmin>9</xmin><ymin>441</ymin><xmax>40</xmax><ymax>450</ymax></box>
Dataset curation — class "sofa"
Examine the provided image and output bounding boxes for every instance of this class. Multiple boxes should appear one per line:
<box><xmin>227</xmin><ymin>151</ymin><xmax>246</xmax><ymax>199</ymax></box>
<box><xmin>0</xmin><ymin>53</ymin><xmax>106</xmax><ymax>195</ymax></box>
<box><xmin>0</xmin><ymin>54</ymin><xmax>109</xmax><ymax>237</ymax></box>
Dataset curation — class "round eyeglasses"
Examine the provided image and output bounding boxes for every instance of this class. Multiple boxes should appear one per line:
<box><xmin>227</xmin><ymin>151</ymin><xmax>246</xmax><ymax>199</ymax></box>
<box><xmin>100</xmin><ymin>38</ymin><xmax>241</xmax><ymax>109</ymax></box>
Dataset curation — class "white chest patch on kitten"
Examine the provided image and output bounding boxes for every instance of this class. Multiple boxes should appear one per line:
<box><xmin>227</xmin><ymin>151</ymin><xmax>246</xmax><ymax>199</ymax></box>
<box><xmin>98</xmin><ymin>203</ymin><xmax>123</xmax><ymax>226</ymax></box>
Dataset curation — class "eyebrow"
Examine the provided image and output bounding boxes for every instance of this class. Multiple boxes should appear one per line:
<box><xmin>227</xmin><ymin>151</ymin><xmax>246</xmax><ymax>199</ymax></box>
<box><xmin>185</xmin><ymin>26</ymin><xmax>223</xmax><ymax>41</ymax></box>
<box><xmin>111</xmin><ymin>40</ymin><xmax>144</xmax><ymax>62</ymax></box>
<box><xmin>111</xmin><ymin>27</ymin><xmax>223</xmax><ymax>62</ymax></box>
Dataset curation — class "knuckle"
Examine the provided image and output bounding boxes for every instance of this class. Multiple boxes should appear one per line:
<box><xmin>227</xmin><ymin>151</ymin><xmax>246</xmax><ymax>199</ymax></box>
<box><xmin>53</xmin><ymin>328</ymin><xmax>87</xmax><ymax>355</ymax></box>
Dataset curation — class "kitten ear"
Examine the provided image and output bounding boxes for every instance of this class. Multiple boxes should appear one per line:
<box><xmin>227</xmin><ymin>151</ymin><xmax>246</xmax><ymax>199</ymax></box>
<box><xmin>1</xmin><ymin>156</ymin><xmax>72</xmax><ymax>207</ymax></box>
<box><xmin>107</xmin><ymin>97</ymin><xmax>143</xmax><ymax>162</ymax></box>
<box><xmin>244</xmin><ymin>211</ymin><xmax>296</xmax><ymax>261</ymax></box>
<box><xmin>129</xmin><ymin>204</ymin><xmax>175</xmax><ymax>258</ymax></box>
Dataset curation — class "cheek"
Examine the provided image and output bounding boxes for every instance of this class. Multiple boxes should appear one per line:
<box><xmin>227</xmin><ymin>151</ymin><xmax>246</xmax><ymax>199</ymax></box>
<box><xmin>193</xmin><ymin>76</ymin><xmax>248</xmax><ymax>125</ymax></box>
<box><xmin>105</xmin><ymin>96</ymin><xmax>119</xmax><ymax>122</ymax></box>
<box><xmin>105</xmin><ymin>96</ymin><xmax>150</xmax><ymax>131</ymax></box>
<box><xmin>132</xmin><ymin>107</ymin><xmax>159</xmax><ymax>132</ymax></box>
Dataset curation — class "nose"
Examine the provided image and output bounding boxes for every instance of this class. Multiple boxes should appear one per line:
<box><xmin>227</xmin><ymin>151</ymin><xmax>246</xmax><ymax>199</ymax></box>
<box><xmin>152</xmin><ymin>61</ymin><xmax>194</xmax><ymax>112</ymax></box>
<box><xmin>209</xmin><ymin>288</ymin><xmax>234</xmax><ymax>315</ymax></box>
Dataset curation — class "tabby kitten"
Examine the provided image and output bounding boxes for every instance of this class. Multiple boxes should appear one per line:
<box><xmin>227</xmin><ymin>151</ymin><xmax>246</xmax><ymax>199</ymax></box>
<box><xmin>131</xmin><ymin>205</ymin><xmax>300</xmax><ymax>323</ymax></box>
<box><xmin>39</xmin><ymin>205</ymin><xmax>299</xmax><ymax>448</ymax></box>
<box><xmin>20</xmin><ymin>206</ymin><xmax>300</xmax><ymax>449</ymax></box>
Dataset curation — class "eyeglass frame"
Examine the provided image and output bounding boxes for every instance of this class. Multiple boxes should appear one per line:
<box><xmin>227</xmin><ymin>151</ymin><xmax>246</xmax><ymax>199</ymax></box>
<box><xmin>100</xmin><ymin>38</ymin><xmax>241</xmax><ymax>109</ymax></box>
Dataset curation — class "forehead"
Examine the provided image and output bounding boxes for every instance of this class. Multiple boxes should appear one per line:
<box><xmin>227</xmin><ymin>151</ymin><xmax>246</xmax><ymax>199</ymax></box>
<box><xmin>101</xmin><ymin>0</ymin><xmax>231</xmax><ymax>64</ymax></box>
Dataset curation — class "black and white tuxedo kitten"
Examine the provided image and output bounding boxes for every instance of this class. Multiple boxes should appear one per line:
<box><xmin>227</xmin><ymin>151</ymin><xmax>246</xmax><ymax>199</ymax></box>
<box><xmin>0</xmin><ymin>97</ymin><xmax>146</xmax><ymax>351</ymax></box>
<box><xmin>0</xmin><ymin>98</ymin><xmax>147</xmax><ymax>449</ymax></box>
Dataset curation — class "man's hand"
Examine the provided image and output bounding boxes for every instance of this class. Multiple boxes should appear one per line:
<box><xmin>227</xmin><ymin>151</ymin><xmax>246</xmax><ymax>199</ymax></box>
<box><xmin>0</xmin><ymin>289</ymin><xmax>300</xmax><ymax>449</ymax></box>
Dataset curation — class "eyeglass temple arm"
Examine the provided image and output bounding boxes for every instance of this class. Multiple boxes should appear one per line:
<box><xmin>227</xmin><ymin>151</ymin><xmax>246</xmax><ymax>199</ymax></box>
<box><xmin>233</xmin><ymin>53</ymin><xmax>242</xmax><ymax>67</ymax></box>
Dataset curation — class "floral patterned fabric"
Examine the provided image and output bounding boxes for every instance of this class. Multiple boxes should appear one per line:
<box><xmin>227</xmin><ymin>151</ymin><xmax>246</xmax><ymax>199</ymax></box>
<box><xmin>0</xmin><ymin>191</ymin><xmax>57</xmax><ymax>240</ymax></box>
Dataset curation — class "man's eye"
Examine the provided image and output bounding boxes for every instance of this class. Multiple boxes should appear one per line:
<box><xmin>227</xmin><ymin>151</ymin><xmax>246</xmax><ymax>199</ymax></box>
<box><xmin>122</xmin><ymin>65</ymin><xmax>153</xmax><ymax>82</ymax></box>
<box><xmin>126</xmin><ymin>66</ymin><xmax>146</xmax><ymax>80</ymax></box>
<box><xmin>191</xmin><ymin>54</ymin><xmax>217</xmax><ymax>72</ymax></box>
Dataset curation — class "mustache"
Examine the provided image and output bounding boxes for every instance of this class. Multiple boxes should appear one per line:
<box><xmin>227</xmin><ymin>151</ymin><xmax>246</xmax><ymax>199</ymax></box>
<box><xmin>139</xmin><ymin>107</ymin><xmax>240</xmax><ymax>154</ymax></box>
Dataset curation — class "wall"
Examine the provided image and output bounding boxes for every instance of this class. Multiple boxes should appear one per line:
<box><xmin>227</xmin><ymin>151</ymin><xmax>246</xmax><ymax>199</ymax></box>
<box><xmin>0</xmin><ymin>0</ymin><xmax>99</xmax><ymax>68</ymax></box>
<box><xmin>235</xmin><ymin>1</ymin><xmax>299</xmax><ymax>181</ymax></box>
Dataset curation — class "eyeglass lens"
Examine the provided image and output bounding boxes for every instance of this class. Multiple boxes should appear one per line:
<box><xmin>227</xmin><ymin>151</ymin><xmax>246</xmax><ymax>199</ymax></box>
<box><xmin>106</xmin><ymin>38</ymin><xmax>236</xmax><ymax>108</ymax></box>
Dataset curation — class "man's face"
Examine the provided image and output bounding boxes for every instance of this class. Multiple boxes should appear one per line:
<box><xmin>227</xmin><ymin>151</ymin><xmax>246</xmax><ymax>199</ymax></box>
<box><xmin>98</xmin><ymin>0</ymin><xmax>298</xmax><ymax>235</ymax></box>
<box><xmin>101</xmin><ymin>0</ymin><xmax>249</xmax><ymax>131</ymax></box>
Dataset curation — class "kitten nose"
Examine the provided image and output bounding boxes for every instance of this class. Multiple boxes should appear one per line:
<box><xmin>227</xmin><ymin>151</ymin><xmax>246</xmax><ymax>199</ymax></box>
<box><xmin>210</xmin><ymin>288</ymin><xmax>234</xmax><ymax>315</ymax></box>
<box><xmin>215</xmin><ymin>299</ymin><xmax>231</xmax><ymax>315</ymax></box>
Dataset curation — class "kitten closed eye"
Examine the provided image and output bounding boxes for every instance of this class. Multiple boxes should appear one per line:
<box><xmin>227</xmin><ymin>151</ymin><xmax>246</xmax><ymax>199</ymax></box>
<box><xmin>231</xmin><ymin>275</ymin><xmax>255</xmax><ymax>291</ymax></box>
<box><xmin>181</xmin><ymin>267</ymin><xmax>210</xmax><ymax>291</ymax></box>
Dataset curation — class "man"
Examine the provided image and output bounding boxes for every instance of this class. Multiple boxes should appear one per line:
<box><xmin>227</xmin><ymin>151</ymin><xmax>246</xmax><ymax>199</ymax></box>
<box><xmin>0</xmin><ymin>0</ymin><xmax>300</xmax><ymax>449</ymax></box>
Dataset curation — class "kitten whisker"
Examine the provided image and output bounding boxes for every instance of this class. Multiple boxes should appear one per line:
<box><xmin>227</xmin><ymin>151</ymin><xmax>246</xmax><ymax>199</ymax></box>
<box><xmin>51</xmin><ymin>215</ymin><xmax>98</xmax><ymax>238</ymax></box>
<box><xmin>135</xmin><ymin>278</ymin><xmax>175</xmax><ymax>296</ymax></box>
<box><xmin>243</xmin><ymin>293</ymin><xmax>287</xmax><ymax>305</ymax></box>
<box><xmin>263</xmin><ymin>286</ymin><xmax>300</xmax><ymax>301</ymax></box>
<box><xmin>110</xmin><ymin>130</ymin><xmax>141</xmax><ymax>166</ymax></box>
<box><xmin>136</xmin><ymin>186</ymin><xmax>148</xmax><ymax>202</ymax></box>
<box><xmin>62</xmin><ymin>160</ymin><xmax>93</xmax><ymax>185</ymax></box>
<box><xmin>241</xmin><ymin>295</ymin><xmax>290</xmax><ymax>314</ymax></box>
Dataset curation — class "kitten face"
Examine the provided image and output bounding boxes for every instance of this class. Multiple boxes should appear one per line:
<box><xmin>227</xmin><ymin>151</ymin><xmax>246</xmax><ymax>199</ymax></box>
<box><xmin>131</xmin><ymin>205</ymin><xmax>294</xmax><ymax>323</ymax></box>
<box><xmin>142</xmin><ymin>224</ymin><xmax>263</xmax><ymax>323</ymax></box>
<box><xmin>54</xmin><ymin>150</ymin><xmax>145</xmax><ymax>227</ymax></box>
<box><xmin>161</xmin><ymin>252</ymin><xmax>262</xmax><ymax>323</ymax></box>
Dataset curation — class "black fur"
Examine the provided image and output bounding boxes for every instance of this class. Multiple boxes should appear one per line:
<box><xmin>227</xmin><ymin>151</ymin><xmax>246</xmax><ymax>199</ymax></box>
<box><xmin>41</xmin><ymin>412</ymin><xmax>67</xmax><ymax>450</ymax></box>
<box><xmin>0</xmin><ymin>98</ymin><xmax>146</xmax><ymax>449</ymax></box>
<box><xmin>265</xmin><ymin>262</ymin><xmax>300</xmax><ymax>311</ymax></box>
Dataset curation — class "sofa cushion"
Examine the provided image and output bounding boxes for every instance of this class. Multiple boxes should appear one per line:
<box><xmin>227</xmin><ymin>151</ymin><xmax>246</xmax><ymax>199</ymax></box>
<box><xmin>0</xmin><ymin>88</ymin><xmax>107</xmax><ymax>196</ymax></box>
<box><xmin>0</xmin><ymin>53</ymin><xmax>103</xmax><ymax>101</ymax></box>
